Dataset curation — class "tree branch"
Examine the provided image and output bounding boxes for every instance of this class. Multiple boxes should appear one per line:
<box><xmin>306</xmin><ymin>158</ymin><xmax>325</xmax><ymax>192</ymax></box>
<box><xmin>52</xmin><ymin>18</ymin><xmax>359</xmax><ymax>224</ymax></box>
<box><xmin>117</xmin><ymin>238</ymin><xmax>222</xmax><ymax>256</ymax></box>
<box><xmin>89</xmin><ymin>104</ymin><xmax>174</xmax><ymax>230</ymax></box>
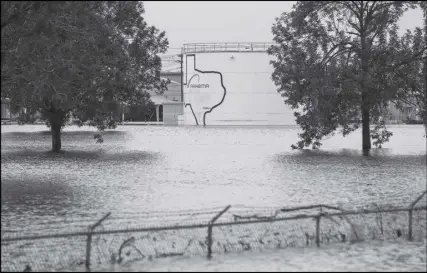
<box><xmin>391</xmin><ymin>98</ymin><xmax>418</xmax><ymax>108</ymax></box>
<box><xmin>322</xmin><ymin>47</ymin><xmax>353</xmax><ymax>66</ymax></box>
<box><xmin>1</xmin><ymin>2</ymin><xmax>35</xmax><ymax>30</ymax></box>
<box><xmin>338</xmin><ymin>1</ymin><xmax>359</xmax><ymax>18</ymax></box>
<box><xmin>391</xmin><ymin>47</ymin><xmax>427</xmax><ymax>70</ymax></box>
<box><xmin>346</xmin><ymin>31</ymin><xmax>361</xmax><ymax>37</ymax></box>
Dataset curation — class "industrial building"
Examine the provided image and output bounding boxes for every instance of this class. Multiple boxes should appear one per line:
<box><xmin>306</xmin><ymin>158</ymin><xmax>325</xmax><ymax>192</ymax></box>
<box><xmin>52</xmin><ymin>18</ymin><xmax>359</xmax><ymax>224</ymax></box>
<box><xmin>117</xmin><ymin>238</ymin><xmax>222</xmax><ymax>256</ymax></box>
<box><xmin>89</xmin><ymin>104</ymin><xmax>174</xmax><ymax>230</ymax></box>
<box><xmin>1</xmin><ymin>98</ymin><xmax>11</xmax><ymax>120</ymax></box>
<box><xmin>157</xmin><ymin>42</ymin><xmax>297</xmax><ymax>126</ymax></box>
<box><xmin>180</xmin><ymin>42</ymin><xmax>294</xmax><ymax>126</ymax></box>
<box><xmin>148</xmin><ymin>71</ymin><xmax>183</xmax><ymax>125</ymax></box>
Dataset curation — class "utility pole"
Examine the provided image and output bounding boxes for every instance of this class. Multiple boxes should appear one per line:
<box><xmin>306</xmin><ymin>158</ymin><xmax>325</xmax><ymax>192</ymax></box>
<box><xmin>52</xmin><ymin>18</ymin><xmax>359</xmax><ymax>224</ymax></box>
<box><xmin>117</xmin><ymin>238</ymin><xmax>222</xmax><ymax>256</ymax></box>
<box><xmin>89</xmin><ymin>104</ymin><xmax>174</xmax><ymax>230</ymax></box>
<box><xmin>180</xmin><ymin>51</ymin><xmax>184</xmax><ymax>103</ymax></box>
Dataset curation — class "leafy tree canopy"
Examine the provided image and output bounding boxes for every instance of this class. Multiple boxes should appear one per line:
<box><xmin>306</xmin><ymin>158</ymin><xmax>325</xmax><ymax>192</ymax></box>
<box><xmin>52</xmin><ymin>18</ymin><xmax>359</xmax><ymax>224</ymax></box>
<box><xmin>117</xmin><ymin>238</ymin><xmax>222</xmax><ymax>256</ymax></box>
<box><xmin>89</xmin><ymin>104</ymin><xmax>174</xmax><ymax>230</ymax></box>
<box><xmin>1</xmin><ymin>1</ymin><xmax>169</xmax><ymax>152</ymax></box>
<box><xmin>269</xmin><ymin>1</ymin><xmax>426</xmax><ymax>150</ymax></box>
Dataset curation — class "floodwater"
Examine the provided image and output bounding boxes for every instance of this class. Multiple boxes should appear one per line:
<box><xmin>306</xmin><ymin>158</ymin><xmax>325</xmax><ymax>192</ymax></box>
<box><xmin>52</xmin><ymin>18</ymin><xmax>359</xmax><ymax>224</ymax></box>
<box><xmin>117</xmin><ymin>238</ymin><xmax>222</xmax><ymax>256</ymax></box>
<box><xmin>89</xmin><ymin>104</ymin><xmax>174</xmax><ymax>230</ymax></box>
<box><xmin>1</xmin><ymin>125</ymin><xmax>426</xmax><ymax>235</ymax></box>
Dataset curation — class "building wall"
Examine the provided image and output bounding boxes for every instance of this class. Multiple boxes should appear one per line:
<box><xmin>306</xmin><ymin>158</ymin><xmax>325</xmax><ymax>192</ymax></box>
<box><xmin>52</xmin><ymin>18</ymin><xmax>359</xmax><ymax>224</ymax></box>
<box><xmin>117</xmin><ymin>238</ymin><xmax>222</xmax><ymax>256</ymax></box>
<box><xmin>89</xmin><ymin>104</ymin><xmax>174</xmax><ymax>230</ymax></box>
<box><xmin>1</xmin><ymin>102</ymin><xmax>11</xmax><ymax>120</ymax></box>
<box><xmin>182</xmin><ymin>52</ymin><xmax>295</xmax><ymax>126</ymax></box>
<box><xmin>153</xmin><ymin>72</ymin><xmax>182</xmax><ymax>103</ymax></box>
<box><xmin>163</xmin><ymin>102</ymin><xmax>184</xmax><ymax>126</ymax></box>
<box><xmin>386</xmin><ymin>102</ymin><xmax>422</xmax><ymax>124</ymax></box>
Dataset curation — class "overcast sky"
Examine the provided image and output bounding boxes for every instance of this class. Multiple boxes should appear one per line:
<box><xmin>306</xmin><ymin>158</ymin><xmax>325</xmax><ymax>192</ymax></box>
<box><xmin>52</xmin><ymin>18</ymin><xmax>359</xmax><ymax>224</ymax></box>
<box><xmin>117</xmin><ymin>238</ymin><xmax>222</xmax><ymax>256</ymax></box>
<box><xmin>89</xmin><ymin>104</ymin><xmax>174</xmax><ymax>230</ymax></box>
<box><xmin>143</xmin><ymin>1</ymin><xmax>424</xmax><ymax>56</ymax></box>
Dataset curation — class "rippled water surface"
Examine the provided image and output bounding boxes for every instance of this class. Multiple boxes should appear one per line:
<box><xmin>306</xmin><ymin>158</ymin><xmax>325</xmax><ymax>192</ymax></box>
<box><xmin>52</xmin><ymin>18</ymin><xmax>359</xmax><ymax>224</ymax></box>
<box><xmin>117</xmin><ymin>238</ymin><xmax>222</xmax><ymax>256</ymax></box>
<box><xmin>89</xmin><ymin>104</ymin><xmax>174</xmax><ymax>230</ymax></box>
<box><xmin>1</xmin><ymin>125</ymin><xmax>426</xmax><ymax>233</ymax></box>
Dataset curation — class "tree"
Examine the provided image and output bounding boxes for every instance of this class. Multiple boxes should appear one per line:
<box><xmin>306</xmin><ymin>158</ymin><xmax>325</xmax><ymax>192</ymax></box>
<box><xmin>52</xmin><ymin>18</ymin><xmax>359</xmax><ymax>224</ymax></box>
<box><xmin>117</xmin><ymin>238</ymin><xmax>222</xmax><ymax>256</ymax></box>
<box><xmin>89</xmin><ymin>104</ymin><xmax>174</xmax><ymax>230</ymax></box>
<box><xmin>403</xmin><ymin>3</ymin><xmax>427</xmax><ymax>133</ymax></box>
<box><xmin>1</xmin><ymin>1</ymin><xmax>169</xmax><ymax>152</ymax></box>
<box><xmin>126</xmin><ymin>93</ymin><xmax>156</xmax><ymax>121</ymax></box>
<box><xmin>388</xmin><ymin>21</ymin><xmax>426</xmax><ymax>129</ymax></box>
<box><xmin>269</xmin><ymin>1</ymin><xmax>426</xmax><ymax>151</ymax></box>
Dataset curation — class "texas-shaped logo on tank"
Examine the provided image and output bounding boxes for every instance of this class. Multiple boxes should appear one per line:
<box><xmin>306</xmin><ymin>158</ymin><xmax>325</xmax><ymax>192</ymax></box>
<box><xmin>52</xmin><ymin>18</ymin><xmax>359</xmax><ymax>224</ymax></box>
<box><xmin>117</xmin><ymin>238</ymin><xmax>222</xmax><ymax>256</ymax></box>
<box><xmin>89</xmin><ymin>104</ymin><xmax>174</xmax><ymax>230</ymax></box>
<box><xmin>187</xmin><ymin>74</ymin><xmax>210</xmax><ymax>89</ymax></box>
<box><xmin>184</xmin><ymin>54</ymin><xmax>226</xmax><ymax>127</ymax></box>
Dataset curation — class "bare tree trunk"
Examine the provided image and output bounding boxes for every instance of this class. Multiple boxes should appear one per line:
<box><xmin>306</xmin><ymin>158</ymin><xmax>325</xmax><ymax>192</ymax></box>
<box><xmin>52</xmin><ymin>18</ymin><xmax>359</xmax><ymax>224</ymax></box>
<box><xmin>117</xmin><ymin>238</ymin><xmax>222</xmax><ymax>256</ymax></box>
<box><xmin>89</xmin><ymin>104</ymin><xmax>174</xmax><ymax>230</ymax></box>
<box><xmin>361</xmin><ymin>94</ymin><xmax>371</xmax><ymax>151</ymax></box>
<box><xmin>424</xmin><ymin>9</ymin><xmax>427</xmax><ymax>132</ymax></box>
<box><xmin>360</xmin><ymin>21</ymin><xmax>371</xmax><ymax>152</ymax></box>
<box><xmin>51</xmin><ymin>122</ymin><xmax>62</xmax><ymax>153</ymax></box>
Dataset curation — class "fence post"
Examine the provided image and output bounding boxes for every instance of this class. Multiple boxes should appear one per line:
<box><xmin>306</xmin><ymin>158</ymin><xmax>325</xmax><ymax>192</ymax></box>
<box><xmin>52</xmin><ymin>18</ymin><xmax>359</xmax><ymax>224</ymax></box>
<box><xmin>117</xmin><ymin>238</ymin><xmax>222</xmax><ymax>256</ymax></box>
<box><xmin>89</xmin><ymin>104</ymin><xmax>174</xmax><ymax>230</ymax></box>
<box><xmin>207</xmin><ymin>225</ymin><xmax>213</xmax><ymax>258</ymax></box>
<box><xmin>207</xmin><ymin>205</ymin><xmax>231</xmax><ymax>259</ymax></box>
<box><xmin>408</xmin><ymin>190</ymin><xmax>426</xmax><ymax>241</ymax></box>
<box><xmin>408</xmin><ymin>209</ymin><xmax>413</xmax><ymax>241</ymax></box>
<box><xmin>315</xmin><ymin>215</ymin><xmax>321</xmax><ymax>247</ymax></box>
<box><xmin>85</xmin><ymin>233</ymin><xmax>92</xmax><ymax>270</ymax></box>
<box><xmin>85</xmin><ymin>212</ymin><xmax>111</xmax><ymax>271</ymax></box>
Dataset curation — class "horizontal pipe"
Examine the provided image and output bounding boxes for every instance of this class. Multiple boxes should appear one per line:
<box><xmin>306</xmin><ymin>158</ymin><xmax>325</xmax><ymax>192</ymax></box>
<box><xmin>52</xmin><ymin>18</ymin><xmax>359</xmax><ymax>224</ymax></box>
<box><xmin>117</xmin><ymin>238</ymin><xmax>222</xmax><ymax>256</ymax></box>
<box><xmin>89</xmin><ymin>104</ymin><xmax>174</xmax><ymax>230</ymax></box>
<box><xmin>183</xmin><ymin>42</ymin><xmax>275</xmax><ymax>46</ymax></box>
<box><xmin>2</xmin><ymin>206</ymin><xmax>426</xmax><ymax>242</ymax></box>
<box><xmin>182</xmin><ymin>42</ymin><xmax>276</xmax><ymax>54</ymax></box>
<box><xmin>182</xmin><ymin>51</ymin><xmax>267</xmax><ymax>54</ymax></box>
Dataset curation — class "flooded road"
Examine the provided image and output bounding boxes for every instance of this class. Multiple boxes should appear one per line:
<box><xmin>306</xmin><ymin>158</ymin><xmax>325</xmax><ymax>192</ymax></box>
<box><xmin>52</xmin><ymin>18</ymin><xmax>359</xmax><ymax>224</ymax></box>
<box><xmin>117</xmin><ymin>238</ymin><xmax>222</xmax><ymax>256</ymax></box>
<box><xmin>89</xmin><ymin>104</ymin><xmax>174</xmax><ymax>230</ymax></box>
<box><xmin>1</xmin><ymin>125</ymin><xmax>426</xmax><ymax>235</ymax></box>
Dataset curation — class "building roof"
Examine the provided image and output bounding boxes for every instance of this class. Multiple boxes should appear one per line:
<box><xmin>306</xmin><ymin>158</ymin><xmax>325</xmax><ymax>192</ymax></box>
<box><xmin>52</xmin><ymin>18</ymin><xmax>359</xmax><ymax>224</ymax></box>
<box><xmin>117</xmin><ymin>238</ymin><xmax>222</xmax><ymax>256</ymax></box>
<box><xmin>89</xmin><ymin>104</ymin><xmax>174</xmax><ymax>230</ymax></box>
<box><xmin>150</xmin><ymin>95</ymin><xmax>178</xmax><ymax>105</ymax></box>
<box><xmin>161</xmin><ymin>71</ymin><xmax>181</xmax><ymax>76</ymax></box>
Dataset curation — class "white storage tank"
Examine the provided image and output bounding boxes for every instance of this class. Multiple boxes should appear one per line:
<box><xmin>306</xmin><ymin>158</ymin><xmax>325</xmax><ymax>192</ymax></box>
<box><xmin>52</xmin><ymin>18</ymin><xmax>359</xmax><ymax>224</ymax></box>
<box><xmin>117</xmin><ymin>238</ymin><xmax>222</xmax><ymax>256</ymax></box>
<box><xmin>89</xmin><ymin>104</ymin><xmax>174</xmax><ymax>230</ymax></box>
<box><xmin>182</xmin><ymin>42</ymin><xmax>296</xmax><ymax>126</ymax></box>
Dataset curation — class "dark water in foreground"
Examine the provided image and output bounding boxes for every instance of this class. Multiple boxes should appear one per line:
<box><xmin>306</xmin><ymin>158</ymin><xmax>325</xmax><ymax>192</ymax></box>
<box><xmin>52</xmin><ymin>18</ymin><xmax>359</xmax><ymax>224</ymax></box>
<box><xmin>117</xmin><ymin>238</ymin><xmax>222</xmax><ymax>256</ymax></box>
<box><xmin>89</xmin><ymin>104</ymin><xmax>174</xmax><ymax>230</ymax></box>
<box><xmin>1</xmin><ymin>125</ymin><xmax>426</xmax><ymax>234</ymax></box>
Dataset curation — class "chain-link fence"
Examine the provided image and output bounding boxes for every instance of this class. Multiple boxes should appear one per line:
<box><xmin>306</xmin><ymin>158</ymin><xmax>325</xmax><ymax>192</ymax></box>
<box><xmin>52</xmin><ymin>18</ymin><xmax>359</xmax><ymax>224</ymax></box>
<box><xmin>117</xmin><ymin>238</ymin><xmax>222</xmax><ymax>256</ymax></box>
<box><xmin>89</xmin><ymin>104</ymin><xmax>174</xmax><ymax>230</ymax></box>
<box><xmin>2</xmin><ymin>191</ymin><xmax>426</xmax><ymax>272</ymax></box>
<box><xmin>1</xmin><ymin>235</ymin><xmax>87</xmax><ymax>272</ymax></box>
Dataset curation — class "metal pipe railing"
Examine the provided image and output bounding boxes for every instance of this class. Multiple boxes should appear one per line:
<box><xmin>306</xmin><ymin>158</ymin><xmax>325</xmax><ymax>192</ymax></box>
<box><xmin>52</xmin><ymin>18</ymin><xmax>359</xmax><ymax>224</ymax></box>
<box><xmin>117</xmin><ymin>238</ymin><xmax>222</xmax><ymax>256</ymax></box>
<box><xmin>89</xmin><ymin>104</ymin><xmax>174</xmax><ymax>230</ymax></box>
<box><xmin>182</xmin><ymin>42</ymin><xmax>276</xmax><ymax>54</ymax></box>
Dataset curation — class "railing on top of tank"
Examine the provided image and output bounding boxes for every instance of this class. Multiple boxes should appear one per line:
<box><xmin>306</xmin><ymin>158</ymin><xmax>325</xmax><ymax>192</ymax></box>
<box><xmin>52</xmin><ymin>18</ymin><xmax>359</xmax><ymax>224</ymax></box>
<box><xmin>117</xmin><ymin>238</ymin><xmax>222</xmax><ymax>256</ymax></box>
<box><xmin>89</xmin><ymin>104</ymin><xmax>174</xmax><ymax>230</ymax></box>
<box><xmin>182</xmin><ymin>43</ymin><xmax>276</xmax><ymax>54</ymax></box>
